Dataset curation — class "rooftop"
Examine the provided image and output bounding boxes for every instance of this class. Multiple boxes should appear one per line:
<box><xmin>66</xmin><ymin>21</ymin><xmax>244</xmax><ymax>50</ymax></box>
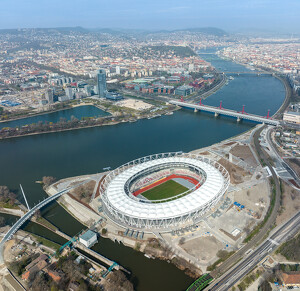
<box><xmin>79</xmin><ymin>230</ymin><xmax>96</xmax><ymax>241</ymax></box>
<box><xmin>281</xmin><ymin>271</ymin><xmax>300</xmax><ymax>285</ymax></box>
<box><xmin>286</xmin><ymin>111</ymin><xmax>300</xmax><ymax>116</ymax></box>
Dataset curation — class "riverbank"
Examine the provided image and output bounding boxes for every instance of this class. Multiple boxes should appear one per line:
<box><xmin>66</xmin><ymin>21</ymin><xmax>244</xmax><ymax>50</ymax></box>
<box><xmin>0</xmin><ymin>104</ymin><xmax>74</xmax><ymax>124</ymax></box>
<box><xmin>0</xmin><ymin>49</ymin><xmax>286</xmax><ymax>291</ymax></box>
<box><xmin>0</xmin><ymin>117</ymin><xmax>122</xmax><ymax>140</ymax></box>
<box><xmin>0</xmin><ymin>103</ymin><xmax>177</xmax><ymax>140</ymax></box>
<box><xmin>43</xmin><ymin>121</ymin><xmax>272</xmax><ymax>275</ymax></box>
<box><xmin>216</xmin><ymin>52</ymin><xmax>291</xmax><ymax>119</ymax></box>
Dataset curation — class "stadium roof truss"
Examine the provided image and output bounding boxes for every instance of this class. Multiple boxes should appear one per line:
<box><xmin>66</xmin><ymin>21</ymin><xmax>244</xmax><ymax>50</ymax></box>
<box><xmin>100</xmin><ymin>152</ymin><xmax>230</xmax><ymax>231</ymax></box>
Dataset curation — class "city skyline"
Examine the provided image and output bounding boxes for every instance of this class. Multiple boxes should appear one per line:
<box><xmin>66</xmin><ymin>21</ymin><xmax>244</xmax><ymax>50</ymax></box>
<box><xmin>0</xmin><ymin>0</ymin><xmax>299</xmax><ymax>33</ymax></box>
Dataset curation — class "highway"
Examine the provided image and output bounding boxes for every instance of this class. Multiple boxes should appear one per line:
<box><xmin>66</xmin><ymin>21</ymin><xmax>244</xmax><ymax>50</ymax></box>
<box><xmin>208</xmin><ymin>210</ymin><xmax>300</xmax><ymax>291</ymax></box>
<box><xmin>200</xmin><ymin>125</ymin><xmax>283</xmax><ymax>289</ymax></box>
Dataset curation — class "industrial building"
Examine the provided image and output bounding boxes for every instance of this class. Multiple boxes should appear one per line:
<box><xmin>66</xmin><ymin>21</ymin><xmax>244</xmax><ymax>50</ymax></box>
<box><xmin>175</xmin><ymin>85</ymin><xmax>195</xmax><ymax>96</ymax></box>
<box><xmin>79</xmin><ymin>230</ymin><xmax>98</xmax><ymax>248</ymax></box>
<box><xmin>283</xmin><ymin>111</ymin><xmax>300</xmax><ymax>124</ymax></box>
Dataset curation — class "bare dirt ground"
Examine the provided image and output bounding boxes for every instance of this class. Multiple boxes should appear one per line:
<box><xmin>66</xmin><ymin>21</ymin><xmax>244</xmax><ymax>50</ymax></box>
<box><xmin>3</xmin><ymin>240</ymin><xmax>15</xmax><ymax>263</ymax></box>
<box><xmin>230</xmin><ymin>144</ymin><xmax>258</xmax><ymax>168</ymax></box>
<box><xmin>199</xmin><ymin>151</ymin><xmax>210</xmax><ymax>155</ymax></box>
<box><xmin>276</xmin><ymin>181</ymin><xmax>300</xmax><ymax>225</ymax></box>
<box><xmin>234</xmin><ymin>181</ymin><xmax>269</xmax><ymax>216</ymax></box>
<box><xmin>181</xmin><ymin>236</ymin><xmax>223</xmax><ymax>263</ymax></box>
<box><xmin>218</xmin><ymin>158</ymin><xmax>250</xmax><ymax>184</ymax></box>
<box><xmin>223</xmin><ymin>142</ymin><xmax>237</xmax><ymax>146</ymax></box>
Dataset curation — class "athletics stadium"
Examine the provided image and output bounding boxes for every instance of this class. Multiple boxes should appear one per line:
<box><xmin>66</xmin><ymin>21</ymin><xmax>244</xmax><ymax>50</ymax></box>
<box><xmin>100</xmin><ymin>152</ymin><xmax>230</xmax><ymax>231</ymax></box>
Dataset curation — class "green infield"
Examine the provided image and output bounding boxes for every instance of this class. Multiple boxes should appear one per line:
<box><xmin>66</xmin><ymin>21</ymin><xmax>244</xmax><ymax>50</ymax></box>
<box><xmin>142</xmin><ymin>179</ymin><xmax>188</xmax><ymax>201</ymax></box>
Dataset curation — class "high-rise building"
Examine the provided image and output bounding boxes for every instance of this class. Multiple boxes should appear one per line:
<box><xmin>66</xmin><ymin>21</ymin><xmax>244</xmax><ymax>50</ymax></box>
<box><xmin>45</xmin><ymin>89</ymin><xmax>54</xmax><ymax>104</ymax></box>
<box><xmin>97</xmin><ymin>69</ymin><xmax>107</xmax><ymax>98</ymax></box>
<box><xmin>65</xmin><ymin>87</ymin><xmax>75</xmax><ymax>100</ymax></box>
<box><xmin>116</xmin><ymin>66</ymin><xmax>121</xmax><ymax>75</ymax></box>
<box><xmin>84</xmin><ymin>85</ymin><xmax>92</xmax><ymax>97</ymax></box>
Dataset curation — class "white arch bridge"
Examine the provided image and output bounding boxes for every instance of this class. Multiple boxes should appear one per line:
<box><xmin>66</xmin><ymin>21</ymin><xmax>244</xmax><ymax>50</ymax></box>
<box><xmin>0</xmin><ymin>181</ymin><xmax>88</xmax><ymax>264</ymax></box>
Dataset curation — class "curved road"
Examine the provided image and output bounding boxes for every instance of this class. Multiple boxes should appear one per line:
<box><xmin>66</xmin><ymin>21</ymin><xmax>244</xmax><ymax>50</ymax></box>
<box><xmin>206</xmin><ymin>125</ymin><xmax>282</xmax><ymax>281</ymax></box>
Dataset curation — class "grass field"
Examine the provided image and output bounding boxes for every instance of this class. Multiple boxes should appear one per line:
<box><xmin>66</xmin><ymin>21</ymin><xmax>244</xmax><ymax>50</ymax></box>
<box><xmin>142</xmin><ymin>180</ymin><xmax>188</xmax><ymax>201</ymax></box>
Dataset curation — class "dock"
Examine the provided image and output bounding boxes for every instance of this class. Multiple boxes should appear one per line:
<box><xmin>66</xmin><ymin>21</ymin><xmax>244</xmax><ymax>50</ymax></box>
<box><xmin>55</xmin><ymin>230</ymin><xmax>129</xmax><ymax>273</ymax></box>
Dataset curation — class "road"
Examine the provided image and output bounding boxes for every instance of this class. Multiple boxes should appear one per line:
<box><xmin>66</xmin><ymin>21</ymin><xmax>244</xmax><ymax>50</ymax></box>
<box><xmin>205</xmin><ymin>125</ymin><xmax>282</xmax><ymax>280</ymax></box>
<box><xmin>170</xmin><ymin>101</ymin><xmax>279</xmax><ymax>126</ymax></box>
<box><xmin>208</xmin><ymin>210</ymin><xmax>300</xmax><ymax>291</ymax></box>
<box><xmin>265</xmin><ymin>127</ymin><xmax>300</xmax><ymax>185</ymax></box>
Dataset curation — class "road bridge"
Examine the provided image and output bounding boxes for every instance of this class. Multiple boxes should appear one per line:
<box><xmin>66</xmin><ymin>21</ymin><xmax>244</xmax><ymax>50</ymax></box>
<box><xmin>222</xmin><ymin>71</ymin><xmax>274</xmax><ymax>76</ymax></box>
<box><xmin>170</xmin><ymin>100</ymin><xmax>280</xmax><ymax>126</ymax></box>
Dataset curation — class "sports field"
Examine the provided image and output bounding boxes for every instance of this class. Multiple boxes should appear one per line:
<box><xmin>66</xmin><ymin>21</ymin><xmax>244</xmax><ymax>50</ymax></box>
<box><xmin>141</xmin><ymin>179</ymin><xmax>188</xmax><ymax>201</ymax></box>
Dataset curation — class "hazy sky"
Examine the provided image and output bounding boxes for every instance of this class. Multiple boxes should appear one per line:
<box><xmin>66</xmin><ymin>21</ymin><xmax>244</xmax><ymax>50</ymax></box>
<box><xmin>0</xmin><ymin>0</ymin><xmax>299</xmax><ymax>32</ymax></box>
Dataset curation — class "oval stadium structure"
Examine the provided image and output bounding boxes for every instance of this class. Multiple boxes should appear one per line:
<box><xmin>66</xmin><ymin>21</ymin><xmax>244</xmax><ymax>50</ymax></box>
<box><xmin>99</xmin><ymin>152</ymin><xmax>230</xmax><ymax>231</ymax></box>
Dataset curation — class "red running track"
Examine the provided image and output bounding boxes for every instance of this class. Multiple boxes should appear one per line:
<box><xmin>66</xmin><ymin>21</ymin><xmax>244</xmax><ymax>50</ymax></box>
<box><xmin>133</xmin><ymin>174</ymin><xmax>200</xmax><ymax>197</ymax></box>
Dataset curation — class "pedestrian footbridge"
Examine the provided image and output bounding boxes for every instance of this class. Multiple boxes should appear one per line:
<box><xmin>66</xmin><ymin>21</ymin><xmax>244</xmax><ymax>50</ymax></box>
<box><xmin>0</xmin><ymin>181</ymin><xmax>88</xmax><ymax>264</ymax></box>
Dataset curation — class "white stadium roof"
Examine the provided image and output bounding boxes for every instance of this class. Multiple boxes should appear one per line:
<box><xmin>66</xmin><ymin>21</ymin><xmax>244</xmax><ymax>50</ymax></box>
<box><xmin>103</xmin><ymin>155</ymin><xmax>228</xmax><ymax>221</ymax></box>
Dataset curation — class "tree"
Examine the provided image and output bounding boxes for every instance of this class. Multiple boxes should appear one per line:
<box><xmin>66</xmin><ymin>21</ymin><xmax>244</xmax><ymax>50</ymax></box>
<box><xmin>179</xmin><ymin>237</ymin><xmax>185</xmax><ymax>245</ymax></box>
<box><xmin>0</xmin><ymin>216</ymin><xmax>5</xmax><ymax>227</ymax></box>
<box><xmin>42</xmin><ymin>176</ymin><xmax>56</xmax><ymax>188</ymax></box>
<box><xmin>35</xmin><ymin>210</ymin><xmax>41</xmax><ymax>219</ymax></box>
<box><xmin>258</xmin><ymin>280</ymin><xmax>272</xmax><ymax>291</ymax></box>
<box><xmin>0</xmin><ymin>185</ymin><xmax>17</xmax><ymax>206</ymax></box>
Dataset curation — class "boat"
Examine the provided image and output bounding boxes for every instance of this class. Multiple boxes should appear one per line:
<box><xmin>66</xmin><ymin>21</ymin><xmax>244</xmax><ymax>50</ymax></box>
<box><xmin>144</xmin><ymin>254</ymin><xmax>153</xmax><ymax>259</ymax></box>
<box><xmin>229</xmin><ymin>76</ymin><xmax>234</xmax><ymax>80</ymax></box>
<box><xmin>165</xmin><ymin>112</ymin><xmax>173</xmax><ymax>116</ymax></box>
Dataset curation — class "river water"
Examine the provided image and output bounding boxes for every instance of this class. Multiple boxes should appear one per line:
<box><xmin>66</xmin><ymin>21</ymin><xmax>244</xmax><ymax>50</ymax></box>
<box><xmin>0</xmin><ymin>51</ymin><xmax>285</xmax><ymax>291</ymax></box>
<box><xmin>0</xmin><ymin>105</ymin><xmax>109</xmax><ymax>130</ymax></box>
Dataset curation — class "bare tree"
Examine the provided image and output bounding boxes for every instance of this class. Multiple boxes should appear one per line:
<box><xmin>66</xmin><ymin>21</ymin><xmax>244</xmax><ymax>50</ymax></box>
<box><xmin>42</xmin><ymin>176</ymin><xmax>56</xmax><ymax>188</ymax></box>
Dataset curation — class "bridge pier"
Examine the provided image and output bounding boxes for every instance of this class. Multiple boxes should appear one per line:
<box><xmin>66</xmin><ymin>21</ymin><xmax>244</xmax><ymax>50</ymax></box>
<box><xmin>237</xmin><ymin>117</ymin><xmax>241</xmax><ymax>122</ymax></box>
<box><xmin>194</xmin><ymin>108</ymin><xmax>198</xmax><ymax>113</ymax></box>
<box><xmin>214</xmin><ymin>112</ymin><xmax>219</xmax><ymax>117</ymax></box>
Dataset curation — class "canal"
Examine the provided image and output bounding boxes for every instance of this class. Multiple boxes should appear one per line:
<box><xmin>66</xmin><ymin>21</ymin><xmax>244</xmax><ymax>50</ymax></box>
<box><xmin>0</xmin><ymin>51</ymin><xmax>285</xmax><ymax>291</ymax></box>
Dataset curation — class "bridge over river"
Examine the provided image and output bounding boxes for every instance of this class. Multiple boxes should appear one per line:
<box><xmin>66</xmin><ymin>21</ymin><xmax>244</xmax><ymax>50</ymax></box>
<box><xmin>0</xmin><ymin>181</ymin><xmax>90</xmax><ymax>264</ymax></box>
<box><xmin>170</xmin><ymin>100</ymin><xmax>280</xmax><ymax>126</ymax></box>
<box><xmin>222</xmin><ymin>71</ymin><xmax>274</xmax><ymax>76</ymax></box>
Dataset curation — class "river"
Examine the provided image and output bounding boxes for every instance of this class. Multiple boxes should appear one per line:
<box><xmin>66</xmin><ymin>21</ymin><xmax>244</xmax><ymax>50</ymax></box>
<box><xmin>0</xmin><ymin>51</ymin><xmax>285</xmax><ymax>291</ymax></box>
